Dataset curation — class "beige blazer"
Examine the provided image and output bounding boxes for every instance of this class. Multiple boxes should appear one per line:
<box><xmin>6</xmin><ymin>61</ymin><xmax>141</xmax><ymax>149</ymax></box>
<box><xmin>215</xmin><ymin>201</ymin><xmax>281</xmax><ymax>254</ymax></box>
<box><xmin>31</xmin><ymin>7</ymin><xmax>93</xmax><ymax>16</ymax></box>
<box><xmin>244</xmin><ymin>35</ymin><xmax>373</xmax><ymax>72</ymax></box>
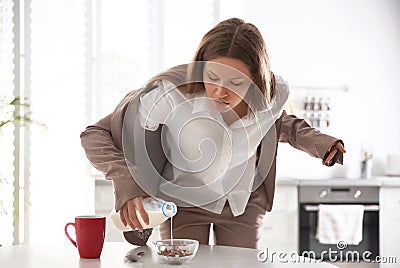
<box><xmin>80</xmin><ymin>86</ymin><xmax>343</xmax><ymax>213</ymax></box>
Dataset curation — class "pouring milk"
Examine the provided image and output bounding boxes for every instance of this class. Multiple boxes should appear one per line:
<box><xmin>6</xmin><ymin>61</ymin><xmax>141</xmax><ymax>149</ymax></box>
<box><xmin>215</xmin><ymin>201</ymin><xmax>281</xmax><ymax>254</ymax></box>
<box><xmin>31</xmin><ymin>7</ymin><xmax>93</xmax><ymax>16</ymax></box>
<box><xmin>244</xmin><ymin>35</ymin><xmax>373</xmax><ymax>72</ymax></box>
<box><xmin>110</xmin><ymin>197</ymin><xmax>177</xmax><ymax>231</ymax></box>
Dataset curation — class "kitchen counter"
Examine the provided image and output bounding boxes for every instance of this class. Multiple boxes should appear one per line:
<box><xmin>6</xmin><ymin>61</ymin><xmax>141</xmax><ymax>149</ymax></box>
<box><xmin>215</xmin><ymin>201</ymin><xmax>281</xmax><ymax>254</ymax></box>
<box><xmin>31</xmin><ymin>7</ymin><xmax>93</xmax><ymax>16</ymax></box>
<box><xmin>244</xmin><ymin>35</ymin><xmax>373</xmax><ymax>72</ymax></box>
<box><xmin>95</xmin><ymin>176</ymin><xmax>400</xmax><ymax>187</ymax></box>
<box><xmin>376</xmin><ymin>176</ymin><xmax>400</xmax><ymax>186</ymax></box>
<box><xmin>276</xmin><ymin>176</ymin><xmax>400</xmax><ymax>187</ymax></box>
<box><xmin>0</xmin><ymin>242</ymin><xmax>340</xmax><ymax>268</ymax></box>
<box><xmin>274</xmin><ymin>178</ymin><xmax>299</xmax><ymax>186</ymax></box>
<box><xmin>299</xmin><ymin>178</ymin><xmax>382</xmax><ymax>187</ymax></box>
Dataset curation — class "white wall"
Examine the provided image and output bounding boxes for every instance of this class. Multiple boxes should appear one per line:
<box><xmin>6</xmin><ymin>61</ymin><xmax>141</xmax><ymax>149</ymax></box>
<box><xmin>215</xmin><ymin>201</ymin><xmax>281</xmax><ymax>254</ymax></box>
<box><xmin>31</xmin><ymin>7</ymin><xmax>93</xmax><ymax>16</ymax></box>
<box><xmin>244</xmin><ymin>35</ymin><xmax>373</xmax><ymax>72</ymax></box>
<box><xmin>241</xmin><ymin>0</ymin><xmax>400</xmax><ymax>179</ymax></box>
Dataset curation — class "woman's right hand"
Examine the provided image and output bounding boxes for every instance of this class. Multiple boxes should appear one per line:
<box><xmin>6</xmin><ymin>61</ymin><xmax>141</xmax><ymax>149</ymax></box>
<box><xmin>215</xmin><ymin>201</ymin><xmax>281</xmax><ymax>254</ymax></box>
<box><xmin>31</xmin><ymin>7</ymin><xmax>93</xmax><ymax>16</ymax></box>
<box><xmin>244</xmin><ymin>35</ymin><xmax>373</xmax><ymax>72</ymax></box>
<box><xmin>120</xmin><ymin>196</ymin><xmax>150</xmax><ymax>232</ymax></box>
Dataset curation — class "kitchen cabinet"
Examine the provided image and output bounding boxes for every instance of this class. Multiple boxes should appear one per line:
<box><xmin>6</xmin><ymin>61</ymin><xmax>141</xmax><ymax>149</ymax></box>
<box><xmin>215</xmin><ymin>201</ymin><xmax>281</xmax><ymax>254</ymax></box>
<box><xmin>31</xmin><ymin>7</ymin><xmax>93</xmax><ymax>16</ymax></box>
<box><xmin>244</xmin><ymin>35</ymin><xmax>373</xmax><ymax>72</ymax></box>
<box><xmin>379</xmin><ymin>186</ymin><xmax>400</xmax><ymax>265</ymax></box>
<box><xmin>258</xmin><ymin>184</ymin><xmax>298</xmax><ymax>252</ymax></box>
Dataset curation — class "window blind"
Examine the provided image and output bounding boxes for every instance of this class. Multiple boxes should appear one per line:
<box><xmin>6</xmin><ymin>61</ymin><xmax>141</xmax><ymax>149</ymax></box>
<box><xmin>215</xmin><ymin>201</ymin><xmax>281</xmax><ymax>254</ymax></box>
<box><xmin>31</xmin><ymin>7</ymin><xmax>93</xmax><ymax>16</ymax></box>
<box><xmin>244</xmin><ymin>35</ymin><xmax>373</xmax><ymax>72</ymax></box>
<box><xmin>0</xmin><ymin>0</ymin><xmax>16</xmax><ymax>246</ymax></box>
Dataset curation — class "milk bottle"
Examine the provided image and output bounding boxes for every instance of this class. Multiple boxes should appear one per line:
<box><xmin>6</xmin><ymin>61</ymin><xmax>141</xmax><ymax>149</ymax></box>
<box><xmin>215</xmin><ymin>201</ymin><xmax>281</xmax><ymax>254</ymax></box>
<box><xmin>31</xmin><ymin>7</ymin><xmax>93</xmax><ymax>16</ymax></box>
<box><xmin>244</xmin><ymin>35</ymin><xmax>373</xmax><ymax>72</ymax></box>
<box><xmin>110</xmin><ymin>197</ymin><xmax>177</xmax><ymax>231</ymax></box>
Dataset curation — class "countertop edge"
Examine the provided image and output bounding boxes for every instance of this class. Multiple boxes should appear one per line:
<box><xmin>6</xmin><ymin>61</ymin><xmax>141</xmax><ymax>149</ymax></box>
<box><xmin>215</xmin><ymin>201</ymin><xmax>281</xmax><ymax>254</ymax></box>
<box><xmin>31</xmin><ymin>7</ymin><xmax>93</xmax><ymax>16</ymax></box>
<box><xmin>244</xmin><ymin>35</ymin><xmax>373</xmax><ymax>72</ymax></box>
<box><xmin>276</xmin><ymin>176</ymin><xmax>400</xmax><ymax>187</ymax></box>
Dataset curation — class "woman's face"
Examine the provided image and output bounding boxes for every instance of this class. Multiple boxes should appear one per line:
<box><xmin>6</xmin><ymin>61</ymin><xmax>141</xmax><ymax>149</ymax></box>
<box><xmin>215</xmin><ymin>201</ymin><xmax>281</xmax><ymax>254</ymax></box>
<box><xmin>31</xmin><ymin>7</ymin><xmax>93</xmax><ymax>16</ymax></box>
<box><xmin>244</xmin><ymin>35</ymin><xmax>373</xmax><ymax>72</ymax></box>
<box><xmin>203</xmin><ymin>57</ymin><xmax>253</xmax><ymax>116</ymax></box>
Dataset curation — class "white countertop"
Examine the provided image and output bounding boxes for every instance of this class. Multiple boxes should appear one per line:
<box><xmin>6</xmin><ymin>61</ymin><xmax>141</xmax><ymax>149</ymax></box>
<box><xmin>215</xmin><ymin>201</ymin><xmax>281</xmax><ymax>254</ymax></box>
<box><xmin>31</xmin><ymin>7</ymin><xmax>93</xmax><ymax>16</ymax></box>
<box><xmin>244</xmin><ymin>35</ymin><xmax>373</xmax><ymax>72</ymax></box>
<box><xmin>276</xmin><ymin>176</ymin><xmax>400</xmax><ymax>187</ymax></box>
<box><xmin>0</xmin><ymin>242</ymin><xmax>340</xmax><ymax>268</ymax></box>
<box><xmin>95</xmin><ymin>176</ymin><xmax>400</xmax><ymax>187</ymax></box>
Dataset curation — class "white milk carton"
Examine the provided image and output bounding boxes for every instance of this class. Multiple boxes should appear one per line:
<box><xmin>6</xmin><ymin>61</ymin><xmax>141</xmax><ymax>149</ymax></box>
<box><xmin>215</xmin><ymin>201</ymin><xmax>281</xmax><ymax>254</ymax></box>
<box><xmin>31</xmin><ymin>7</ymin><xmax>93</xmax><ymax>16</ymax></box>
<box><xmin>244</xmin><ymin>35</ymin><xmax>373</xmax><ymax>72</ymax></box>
<box><xmin>110</xmin><ymin>197</ymin><xmax>177</xmax><ymax>231</ymax></box>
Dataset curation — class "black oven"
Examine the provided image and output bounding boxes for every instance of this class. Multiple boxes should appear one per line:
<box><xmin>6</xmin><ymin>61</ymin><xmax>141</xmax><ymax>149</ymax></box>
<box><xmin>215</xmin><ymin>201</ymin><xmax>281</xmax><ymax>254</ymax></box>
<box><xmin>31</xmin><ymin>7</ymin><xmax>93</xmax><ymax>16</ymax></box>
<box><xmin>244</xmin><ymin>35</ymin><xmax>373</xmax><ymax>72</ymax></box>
<box><xmin>299</xmin><ymin>185</ymin><xmax>379</xmax><ymax>261</ymax></box>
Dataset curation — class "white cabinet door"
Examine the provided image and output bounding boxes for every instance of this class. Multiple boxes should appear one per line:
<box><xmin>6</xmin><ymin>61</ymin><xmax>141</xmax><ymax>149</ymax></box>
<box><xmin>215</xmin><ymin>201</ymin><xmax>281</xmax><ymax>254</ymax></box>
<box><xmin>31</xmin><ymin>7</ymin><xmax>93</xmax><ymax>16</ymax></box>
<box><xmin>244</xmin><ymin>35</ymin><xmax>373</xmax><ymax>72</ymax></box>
<box><xmin>379</xmin><ymin>186</ymin><xmax>400</xmax><ymax>267</ymax></box>
<box><xmin>259</xmin><ymin>185</ymin><xmax>298</xmax><ymax>252</ymax></box>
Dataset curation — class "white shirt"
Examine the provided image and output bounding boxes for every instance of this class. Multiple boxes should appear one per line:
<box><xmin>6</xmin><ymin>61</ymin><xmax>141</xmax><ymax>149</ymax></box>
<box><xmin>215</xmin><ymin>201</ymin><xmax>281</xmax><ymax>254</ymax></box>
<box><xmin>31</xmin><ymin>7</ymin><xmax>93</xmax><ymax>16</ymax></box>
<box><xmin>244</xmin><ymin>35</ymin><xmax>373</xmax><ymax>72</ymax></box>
<box><xmin>138</xmin><ymin>77</ymin><xmax>289</xmax><ymax>216</ymax></box>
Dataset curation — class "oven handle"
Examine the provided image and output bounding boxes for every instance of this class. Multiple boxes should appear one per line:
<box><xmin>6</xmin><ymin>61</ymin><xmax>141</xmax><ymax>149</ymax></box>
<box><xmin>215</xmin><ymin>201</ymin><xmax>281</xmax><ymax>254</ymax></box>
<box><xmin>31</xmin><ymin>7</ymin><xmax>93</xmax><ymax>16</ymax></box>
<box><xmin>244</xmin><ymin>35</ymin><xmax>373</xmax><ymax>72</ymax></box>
<box><xmin>303</xmin><ymin>204</ymin><xmax>379</xmax><ymax>212</ymax></box>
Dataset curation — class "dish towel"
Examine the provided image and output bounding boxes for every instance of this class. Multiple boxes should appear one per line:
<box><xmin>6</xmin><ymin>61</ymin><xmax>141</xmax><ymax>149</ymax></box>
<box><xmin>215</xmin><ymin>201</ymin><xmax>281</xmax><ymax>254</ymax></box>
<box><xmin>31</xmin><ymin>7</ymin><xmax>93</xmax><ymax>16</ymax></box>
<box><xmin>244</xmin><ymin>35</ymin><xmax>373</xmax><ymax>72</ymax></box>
<box><xmin>316</xmin><ymin>204</ymin><xmax>364</xmax><ymax>245</ymax></box>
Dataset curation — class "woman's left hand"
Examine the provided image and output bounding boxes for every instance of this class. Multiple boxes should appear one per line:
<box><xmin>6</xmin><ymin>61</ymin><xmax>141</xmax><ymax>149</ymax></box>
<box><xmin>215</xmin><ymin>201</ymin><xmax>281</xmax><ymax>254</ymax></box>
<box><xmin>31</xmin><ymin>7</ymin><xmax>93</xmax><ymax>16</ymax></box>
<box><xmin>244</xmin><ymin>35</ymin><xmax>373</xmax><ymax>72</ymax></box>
<box><xmin>322</xmin><ymin>141</ymin><xmax>346</xmax><ymax>166</ymax></box>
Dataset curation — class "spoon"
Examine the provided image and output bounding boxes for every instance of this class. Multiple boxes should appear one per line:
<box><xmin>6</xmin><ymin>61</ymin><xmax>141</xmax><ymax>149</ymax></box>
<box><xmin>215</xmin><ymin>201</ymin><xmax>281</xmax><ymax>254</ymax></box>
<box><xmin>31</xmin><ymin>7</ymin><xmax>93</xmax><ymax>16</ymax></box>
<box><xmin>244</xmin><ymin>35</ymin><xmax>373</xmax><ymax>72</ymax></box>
<box><xmin>124</xmin><ymin>250</ymin><xmax>145</xmax><ymax>262</ymax></box>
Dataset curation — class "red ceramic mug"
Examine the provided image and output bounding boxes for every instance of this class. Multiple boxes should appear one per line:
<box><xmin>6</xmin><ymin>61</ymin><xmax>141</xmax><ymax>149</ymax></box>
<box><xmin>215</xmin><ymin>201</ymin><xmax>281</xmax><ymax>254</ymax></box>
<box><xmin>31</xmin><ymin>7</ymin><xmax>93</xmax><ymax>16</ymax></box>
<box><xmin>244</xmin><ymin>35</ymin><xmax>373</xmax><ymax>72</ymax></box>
<box><xmin>65</xmin><ymin>215</ymin><xmax>106</xmax><ymax>258</ymax></box>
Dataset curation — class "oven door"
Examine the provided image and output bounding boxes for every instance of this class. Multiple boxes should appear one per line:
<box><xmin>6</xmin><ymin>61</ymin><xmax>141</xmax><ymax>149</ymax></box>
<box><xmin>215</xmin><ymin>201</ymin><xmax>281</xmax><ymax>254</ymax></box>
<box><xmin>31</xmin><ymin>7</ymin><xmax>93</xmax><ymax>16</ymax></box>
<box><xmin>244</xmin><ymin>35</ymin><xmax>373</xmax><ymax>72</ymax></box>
<box><xmin>299</xmin><ymin>203</ymin><xmax>379</xmax><ymax>261</ymax></box>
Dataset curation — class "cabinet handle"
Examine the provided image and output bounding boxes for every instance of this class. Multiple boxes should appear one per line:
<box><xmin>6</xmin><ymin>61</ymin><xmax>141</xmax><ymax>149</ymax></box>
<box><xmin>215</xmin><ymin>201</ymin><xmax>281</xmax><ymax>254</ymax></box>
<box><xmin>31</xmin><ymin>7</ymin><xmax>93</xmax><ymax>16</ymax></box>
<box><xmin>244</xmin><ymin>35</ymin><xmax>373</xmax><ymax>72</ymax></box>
<box><xmin>354</xmin><ymin>190</ymin><xmax>362</xmax><ymax>199</ymax></box>
<box><xmin>319</xmin><ymin>190</ymin><xmax>328</xmax><ymax>199</ymax></box>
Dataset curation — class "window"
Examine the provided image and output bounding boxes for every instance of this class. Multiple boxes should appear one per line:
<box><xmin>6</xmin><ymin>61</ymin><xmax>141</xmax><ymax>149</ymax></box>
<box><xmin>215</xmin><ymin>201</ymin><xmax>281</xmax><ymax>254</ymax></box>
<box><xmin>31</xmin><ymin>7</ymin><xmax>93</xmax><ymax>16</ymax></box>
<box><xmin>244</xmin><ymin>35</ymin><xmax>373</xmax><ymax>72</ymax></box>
<box><xmin>0</xmin><ymin>0</ymin><xmax>224</xmax><ymax>245</ymax></box>
<box><xmin>28</xmin><ymin>0</ymin><xmax>93</xmax><ymax>245</ymax></box>
<box><xmin>162</xmin><ymin>0</ymin><xmax>215</xmax><ymax>69</ymax></box>
<box><xmin>96</xmin><ymin>0</ymin><xmax>151</xmax><ymax>119</ymax></box>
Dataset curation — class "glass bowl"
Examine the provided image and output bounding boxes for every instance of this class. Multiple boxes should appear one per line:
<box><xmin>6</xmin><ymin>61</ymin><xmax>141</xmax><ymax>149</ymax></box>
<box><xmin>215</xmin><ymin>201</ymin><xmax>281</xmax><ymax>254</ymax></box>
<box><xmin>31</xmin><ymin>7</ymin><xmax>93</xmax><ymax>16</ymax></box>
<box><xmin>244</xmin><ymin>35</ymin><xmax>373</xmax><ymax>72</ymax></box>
<box><xmin>152</xmin><ymin>239</ymin><xmax>199</xmax><ymax>265</ymax></box>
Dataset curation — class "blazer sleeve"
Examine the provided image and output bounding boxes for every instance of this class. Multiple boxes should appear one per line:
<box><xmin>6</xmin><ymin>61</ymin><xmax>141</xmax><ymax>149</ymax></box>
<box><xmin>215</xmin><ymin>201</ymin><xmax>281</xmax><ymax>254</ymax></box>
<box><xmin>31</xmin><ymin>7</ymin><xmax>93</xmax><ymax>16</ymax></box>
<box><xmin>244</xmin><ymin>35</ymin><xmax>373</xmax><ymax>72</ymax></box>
<box><xmin>278</xmin><ymin>110</ymin><xmax>344</xmax><ymax>165</ymax></box>
<box><xmin>80</xmin><ymin>90</ymin><xmax>148</xmax><ymax>211</ymax></box>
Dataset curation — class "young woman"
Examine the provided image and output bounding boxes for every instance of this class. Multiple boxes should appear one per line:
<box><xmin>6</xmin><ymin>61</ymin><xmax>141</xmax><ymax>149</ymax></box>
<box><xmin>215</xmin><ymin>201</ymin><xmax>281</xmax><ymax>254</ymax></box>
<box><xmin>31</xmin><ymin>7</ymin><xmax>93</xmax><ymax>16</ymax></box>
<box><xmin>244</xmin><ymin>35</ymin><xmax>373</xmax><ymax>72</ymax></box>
<box><xmin>81</xmin><ymin>18</ymin><xmax>345</xmax><ymax>249</ymax></box>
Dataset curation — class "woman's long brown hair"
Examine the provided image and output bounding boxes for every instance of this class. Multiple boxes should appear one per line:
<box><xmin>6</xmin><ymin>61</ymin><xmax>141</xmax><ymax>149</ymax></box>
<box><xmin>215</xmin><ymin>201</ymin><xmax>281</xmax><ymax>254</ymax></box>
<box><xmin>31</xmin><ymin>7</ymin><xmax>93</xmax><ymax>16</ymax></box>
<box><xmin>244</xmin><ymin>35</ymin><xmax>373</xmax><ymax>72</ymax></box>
<box><xmin>144</xmin><ymin>18</ymin><xmax>275</xmax><ymax>104</ymax></box>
